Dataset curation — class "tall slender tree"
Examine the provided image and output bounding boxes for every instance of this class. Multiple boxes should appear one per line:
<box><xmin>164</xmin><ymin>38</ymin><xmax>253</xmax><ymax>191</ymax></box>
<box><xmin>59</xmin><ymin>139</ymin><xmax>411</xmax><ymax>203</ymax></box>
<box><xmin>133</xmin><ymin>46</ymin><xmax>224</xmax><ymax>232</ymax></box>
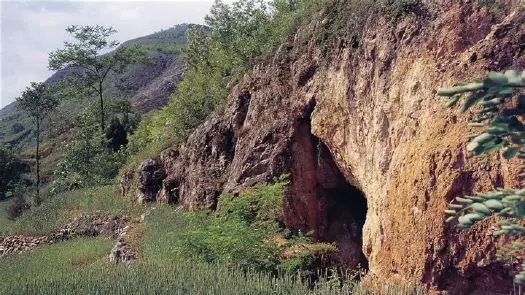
<box><xmin>48</xmin><ymin>25</ymin><xmax>146</xmax><ymax>131</ymax></box>
<box><xmin>16</xmin><ymin>82</ymin><xmax>59</xmax><ymax>205</ymax></box>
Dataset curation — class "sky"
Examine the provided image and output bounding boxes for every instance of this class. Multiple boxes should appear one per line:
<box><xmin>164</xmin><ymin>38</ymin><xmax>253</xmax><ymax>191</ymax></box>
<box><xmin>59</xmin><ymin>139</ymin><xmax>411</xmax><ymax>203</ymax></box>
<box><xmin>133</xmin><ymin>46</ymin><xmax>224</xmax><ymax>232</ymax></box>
<box><xmin>0</xmin><ymin>0</ymin><xmax>221</xmax><ymax>109</ymax></box>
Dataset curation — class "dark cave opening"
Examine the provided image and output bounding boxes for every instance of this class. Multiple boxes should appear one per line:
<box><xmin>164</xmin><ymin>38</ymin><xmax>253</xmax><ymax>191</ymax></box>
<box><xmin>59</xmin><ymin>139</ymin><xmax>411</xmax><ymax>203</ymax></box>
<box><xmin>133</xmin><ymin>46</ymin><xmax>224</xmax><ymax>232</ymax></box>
<box><xmin>287</xmin><ymin>114</ymin><xmax>368</xmax><ymax>271</ymax></box>
<box><xmin>314</xmin><ymin>138</ymin><xmax>368</xmax><ymax>271</ymax></box>
<box><xmin>321</xmin><ymin>180</ymin><xmax>368</xmax><ymax>270</ymax></box>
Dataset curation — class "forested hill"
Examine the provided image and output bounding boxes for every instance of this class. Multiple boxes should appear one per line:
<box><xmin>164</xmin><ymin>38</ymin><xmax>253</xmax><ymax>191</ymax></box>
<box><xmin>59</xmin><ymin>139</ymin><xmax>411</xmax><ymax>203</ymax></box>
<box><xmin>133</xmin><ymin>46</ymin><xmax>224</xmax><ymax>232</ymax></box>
<box><xmin>0</xmin><ymin>24</ymin><xmax>193</xmax><ymax>149</ymax></box>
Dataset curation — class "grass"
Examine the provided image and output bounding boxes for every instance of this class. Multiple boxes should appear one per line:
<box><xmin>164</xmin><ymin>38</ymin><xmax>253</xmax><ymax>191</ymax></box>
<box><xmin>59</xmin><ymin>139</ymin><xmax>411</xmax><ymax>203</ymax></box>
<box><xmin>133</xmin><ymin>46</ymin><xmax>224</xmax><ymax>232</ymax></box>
<box><xmin>137</xmin><ymin>206</ymin><xmax>186</xmax><ymax>263</ymax></box>
<box><xmin>0</xmin><ymin>227</ymin><xmax>425</xmax><ymax>295</ymax></box>
<box><xmin>0</xmin><ymin>236</ymin><xmax>311</xmax><ymax>295</ymax></box>
<box><xmin>0</xmin><ymin>184</ymin><xmax>425</xmax><ymax>294</ymax></box>
<box><xmin>0</xmin><ymin>198</ymin><xmax>15</xmax><ymax>228</ymax></box>
<box><xmin>0</xmin><ymin>185</ymin><xmax>142</xmax><ymax>236</ymax></box>
<box><xmin>0</xmin><ymin>238</ymin><xmax>113</xmax><ymax>294</ymax></box>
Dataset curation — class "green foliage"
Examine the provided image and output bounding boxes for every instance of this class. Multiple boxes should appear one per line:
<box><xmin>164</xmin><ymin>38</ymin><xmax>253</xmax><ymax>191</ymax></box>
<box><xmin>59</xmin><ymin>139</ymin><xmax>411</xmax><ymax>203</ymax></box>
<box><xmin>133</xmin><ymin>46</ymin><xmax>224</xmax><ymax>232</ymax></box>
<box><xmin>137</xmin><ymin>199</ymin><xmax>422</xmax><ymax>295</ymax></box>
<box><xmin>0</xmin><ymin>199</ymin><xmax>16</xmax><ymax>228</ymax></box>
<box><xmin>6</xmin><ymin>196</ymin><xmax>30</xmax><ymax>220</ymax></box>
<box><xmin>105</xmin><ymin>117</ymin><xmax>128</xmax><ymax>151</ymax></box>
<box><xmin>51</xmin><ymin>128</ymin><xmax>126</xmax><ymax>194</ymax></box>
<box><xmin>0</xmin><ymin>147</ymin><xmax>30</xmax><ymax>200</ymax></box>
<box><xmin>16</xmin><ymin>82</ymin><xmax>59</xmax><ymax>128</ymax></box>
<box><xmin>16</xmin><ymin>82</ymin><xmax>60</xmax><ymax>204</ymax></box>
<box><xmin>51</xmin><ymin>98</ymin><xmax>137</xmax><ymax>194</ymax></box>
<box><xmin>439</xmin><ymin>70</ymin><xmax>525</xmax><ymax>284</ymax></box>
<box><xmin>161</xmin><ymin>0</ymin><xmax>281</xmax><ymax>140</ymax></box>
<box><xmin>173</xmin><ymin>179</ymin><xmax>287</xmax><ymax>272</ymax></box>
<box><xmin>277</xmin><ymin>240</ymin><xmax>338</xmax><ymax>276</ymax></box>
<box><xmin>438</xmin><ymin>70</ymin><xmax>525</xmax><ymax>157</ymax></box>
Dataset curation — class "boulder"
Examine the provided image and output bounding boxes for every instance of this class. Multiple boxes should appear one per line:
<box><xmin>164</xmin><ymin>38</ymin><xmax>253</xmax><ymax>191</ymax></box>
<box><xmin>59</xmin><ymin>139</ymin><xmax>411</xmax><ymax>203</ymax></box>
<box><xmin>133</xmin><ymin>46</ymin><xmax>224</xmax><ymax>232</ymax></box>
<box><xmin>137</xmin><ymin>158</ymin><xmax>166</xmax><ymax>203</ymax></box>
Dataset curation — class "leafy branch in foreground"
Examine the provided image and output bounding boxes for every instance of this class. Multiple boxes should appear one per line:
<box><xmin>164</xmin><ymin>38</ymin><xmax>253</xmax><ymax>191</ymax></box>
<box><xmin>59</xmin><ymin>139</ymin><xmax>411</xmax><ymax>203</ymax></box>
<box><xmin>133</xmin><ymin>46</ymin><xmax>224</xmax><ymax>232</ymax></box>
<box><xmin>438</xmin><ymin>70</ymin><xmax>525</xmax><ymax>283</ymax></box>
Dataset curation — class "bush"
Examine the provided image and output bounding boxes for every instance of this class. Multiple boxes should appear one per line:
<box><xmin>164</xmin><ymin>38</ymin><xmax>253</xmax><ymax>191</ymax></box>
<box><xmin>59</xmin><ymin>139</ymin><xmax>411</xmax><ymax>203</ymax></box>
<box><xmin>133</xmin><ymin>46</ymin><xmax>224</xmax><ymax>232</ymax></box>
<box><xmin>0</xmin><ymin>147</ymin><xmax>30</xmax><ymax>200</ymax></box>
<box><xmin>173</xmin><ymin>179</ymin><xmax>287</xmax><ymax>272</ymax></box>
<box><xmin>7</xmin><ymin>197</ymin><xmax>30</xmax><ymax>220</ymax></box>
<box><xmin>51</xmin><ymin>100</ymin><xmax>135</xmax><ymax>194</ymax></box>
<box><xmin>51</xmin><ymin>130</ymin><xmax>127</xmax><ymax>194</ymax></box>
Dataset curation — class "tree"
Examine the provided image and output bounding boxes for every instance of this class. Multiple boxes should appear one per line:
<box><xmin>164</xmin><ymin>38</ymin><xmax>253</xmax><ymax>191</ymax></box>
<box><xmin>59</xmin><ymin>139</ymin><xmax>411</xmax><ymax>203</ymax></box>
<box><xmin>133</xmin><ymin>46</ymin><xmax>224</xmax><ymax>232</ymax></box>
<box><xmin>16</xmin><ymin>82</ymin><xmax>58</xmax><ymax>205</ymax></box>
<box><xmin>439</xmin><ymin>70</ymin><xmax>525</xmax><ymax>283</ymax></box>
<box><xmin>0</xmin><ymin>147</ymin><xmax>30</xmax><ymax>200</ymax></box>
<box><xmin>48</xmin><ymin>25</ymin><xmax>146</xmax><ymax>131</ymax></box>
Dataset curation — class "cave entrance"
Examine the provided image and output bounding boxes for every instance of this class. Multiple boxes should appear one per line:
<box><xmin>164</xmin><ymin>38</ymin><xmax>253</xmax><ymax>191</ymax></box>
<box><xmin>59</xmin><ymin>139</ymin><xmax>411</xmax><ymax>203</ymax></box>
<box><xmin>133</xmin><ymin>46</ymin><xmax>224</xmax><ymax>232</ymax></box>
<box><xmin>314</xmin><ymin>138</ymin><xmax>368</xmax><ymax>271</ymax></box>
<box><xmin>321</xmin><ymin>170</ymin><xmax>368</xmax><ymax>270</ymax></box>
<box><xmin>287</xmin><ymin>116</ymin><xmax>368</xmax><ymax>271</ymax></box>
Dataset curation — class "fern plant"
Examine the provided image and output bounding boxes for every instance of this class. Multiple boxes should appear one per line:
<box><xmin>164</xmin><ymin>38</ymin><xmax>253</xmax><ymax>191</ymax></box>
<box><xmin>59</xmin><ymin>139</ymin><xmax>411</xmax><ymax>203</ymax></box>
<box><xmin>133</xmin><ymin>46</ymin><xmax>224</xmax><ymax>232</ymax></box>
<box><xmin>438</xmin><ymin>70</ymin><xmax>525</xmax><ymax>283</ymax></box>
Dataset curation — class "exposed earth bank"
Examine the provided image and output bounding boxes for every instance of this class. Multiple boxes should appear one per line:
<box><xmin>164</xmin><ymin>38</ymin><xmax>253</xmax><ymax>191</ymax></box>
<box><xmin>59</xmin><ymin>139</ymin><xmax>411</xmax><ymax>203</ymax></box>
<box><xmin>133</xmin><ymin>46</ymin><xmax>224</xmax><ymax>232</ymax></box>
<box><xmin>121</xmin><ymin>2</ymin><xmax>525</xmax><ymax>294</ymax></box>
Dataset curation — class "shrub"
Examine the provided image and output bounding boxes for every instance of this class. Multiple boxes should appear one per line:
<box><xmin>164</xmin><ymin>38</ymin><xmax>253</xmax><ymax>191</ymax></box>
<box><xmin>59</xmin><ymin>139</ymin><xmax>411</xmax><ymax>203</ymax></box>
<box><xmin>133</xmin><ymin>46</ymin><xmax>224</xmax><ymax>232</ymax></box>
<box><xmin>0</xmin><ymin>147</ymin><xmax>30</xmax><ymax>200</ymax></box>
<box><xmin>51</xmin><ymin>129</ymin><xmax>126</xmax><ymax>194</ymax></box>
<box><xmin>51</xmin><ymin>100</ymin><xmax>135</xmax><ymax>194</ymax></box>
<box><xmin>173</xmin><ymin>179</ymin><xmax>287</xmax><ymax>272</ymax></box>
<box><xmin>7</xmin><ymin>196</ymin><xmax>30</xmax><ymax>220</ymax></box>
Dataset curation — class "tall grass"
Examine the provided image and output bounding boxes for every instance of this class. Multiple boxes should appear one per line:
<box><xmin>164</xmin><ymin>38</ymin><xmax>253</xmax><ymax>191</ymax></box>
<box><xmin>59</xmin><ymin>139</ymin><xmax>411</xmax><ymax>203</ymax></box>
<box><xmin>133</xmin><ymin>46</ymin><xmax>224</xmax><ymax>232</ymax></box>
<box><xmin>0</xmin><ymin>236</ymin><xmax>425</xmax><ymax>295</ymax></box>
<box><xmin>0</xmin><ymin>198</ymin><xmax>15</xmax><ymax>227</ymax></box>
<box><xmin>0</xmin><ymin>183</ymin><xmax>426</xmax><ymax>294</ymax></box>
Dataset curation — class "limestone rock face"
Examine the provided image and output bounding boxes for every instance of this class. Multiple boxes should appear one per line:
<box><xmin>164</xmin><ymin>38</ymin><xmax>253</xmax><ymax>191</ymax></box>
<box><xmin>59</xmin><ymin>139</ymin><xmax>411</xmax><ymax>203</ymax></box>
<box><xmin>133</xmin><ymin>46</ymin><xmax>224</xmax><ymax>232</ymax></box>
<box><xmin>137</xmin><ymin>158</ymin><xmax>166</xmax><ymax>203</ymax></box>
<box><xmin>121</xmin><ymin>2</ymin><xmax>525</xmax><ymax>293</ymax></box>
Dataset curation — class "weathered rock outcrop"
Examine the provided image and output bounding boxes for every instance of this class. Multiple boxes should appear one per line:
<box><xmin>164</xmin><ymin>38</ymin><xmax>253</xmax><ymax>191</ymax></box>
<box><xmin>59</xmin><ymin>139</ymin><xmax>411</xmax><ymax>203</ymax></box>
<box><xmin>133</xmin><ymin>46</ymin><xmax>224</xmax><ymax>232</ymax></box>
<box><xmin>122</xmin><ymin>2</ymin><xmax>525</xmax><ymax>294</ymax></box>
<box><xmin>137</xmin><ymin>159</ymin><xmax>166</xmax><ymax>203</ymax></box>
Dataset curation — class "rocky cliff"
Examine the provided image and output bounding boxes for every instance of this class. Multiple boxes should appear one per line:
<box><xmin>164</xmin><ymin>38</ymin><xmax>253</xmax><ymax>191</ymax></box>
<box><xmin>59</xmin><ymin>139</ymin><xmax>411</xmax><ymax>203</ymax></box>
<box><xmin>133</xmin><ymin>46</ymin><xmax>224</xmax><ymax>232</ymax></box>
<box><xmin>123</xmin><ymin>2</ymin><xmax>525</xmax><ymax>294</ymax></box>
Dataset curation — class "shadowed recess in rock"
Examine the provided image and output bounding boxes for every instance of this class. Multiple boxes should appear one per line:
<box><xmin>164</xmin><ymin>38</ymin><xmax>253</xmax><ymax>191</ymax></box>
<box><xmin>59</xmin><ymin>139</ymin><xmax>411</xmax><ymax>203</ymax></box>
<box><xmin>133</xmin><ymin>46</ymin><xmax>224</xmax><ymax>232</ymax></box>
<box><xmin>287</xmin><ymin>112</ymin><xmax>368</xmax><ymax>271</ymax></box>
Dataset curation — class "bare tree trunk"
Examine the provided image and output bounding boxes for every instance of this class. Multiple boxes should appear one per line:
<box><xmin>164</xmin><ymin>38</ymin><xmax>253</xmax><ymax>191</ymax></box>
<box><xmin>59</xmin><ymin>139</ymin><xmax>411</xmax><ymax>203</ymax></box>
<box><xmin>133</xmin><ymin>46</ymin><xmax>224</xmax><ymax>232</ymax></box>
<box><xmin>36</xmin><ymin>118</ymin><xmax>41</xmax><ymax>206</ymax></box>
<box><xmin>99</xmin><ymin>80</ymin><xmax>105</xmax><ymax>131</ymax></box>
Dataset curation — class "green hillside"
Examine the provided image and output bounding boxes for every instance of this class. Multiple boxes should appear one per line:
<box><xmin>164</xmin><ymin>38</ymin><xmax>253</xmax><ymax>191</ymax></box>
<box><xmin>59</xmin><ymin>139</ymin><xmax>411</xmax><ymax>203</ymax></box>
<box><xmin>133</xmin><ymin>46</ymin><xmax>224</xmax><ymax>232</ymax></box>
<box><xmin>0</xmin><ymin>24</ymin><xmax>193</xmax><ymax>150</ymax></box>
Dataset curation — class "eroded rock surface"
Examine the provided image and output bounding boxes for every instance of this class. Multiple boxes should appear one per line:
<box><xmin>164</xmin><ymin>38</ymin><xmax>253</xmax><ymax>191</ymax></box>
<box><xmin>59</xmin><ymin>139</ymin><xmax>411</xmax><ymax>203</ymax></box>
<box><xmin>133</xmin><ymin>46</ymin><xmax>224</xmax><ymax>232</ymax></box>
<box><xmin>121</xmin><ymin>2</ymin><xmax>525</xmax><ymax>293</ymax></box>
<box><xmin>137</xmin><ymin>158</ymin><xmax>166</xmax><ymax>203</ymax></box>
